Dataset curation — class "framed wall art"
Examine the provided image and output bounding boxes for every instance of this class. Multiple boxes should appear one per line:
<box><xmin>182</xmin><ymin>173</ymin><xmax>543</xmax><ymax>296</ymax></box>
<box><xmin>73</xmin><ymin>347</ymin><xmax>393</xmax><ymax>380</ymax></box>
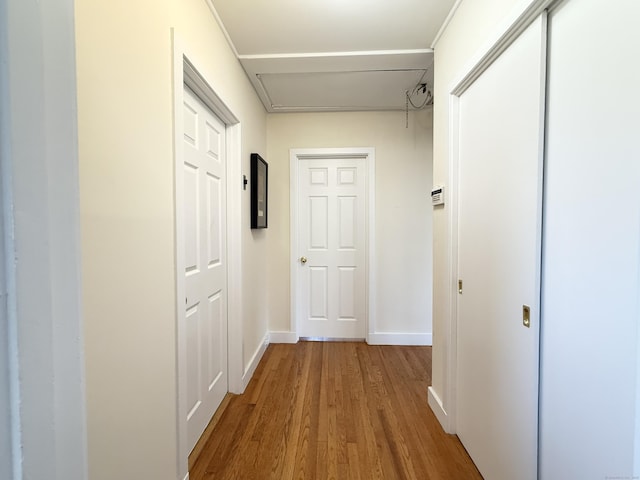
<box><xmin>250</xmin><ymin>153</ymin><xmax>268</xmax><ymax>229</ymax></box>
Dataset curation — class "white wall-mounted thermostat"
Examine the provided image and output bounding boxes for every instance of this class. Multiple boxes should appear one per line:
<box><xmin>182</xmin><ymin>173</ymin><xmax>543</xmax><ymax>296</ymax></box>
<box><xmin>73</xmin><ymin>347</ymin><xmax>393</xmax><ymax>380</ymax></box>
<box><xmin>431</xmin><ymin>185</ymin><xmax>445</xmax><ymax>206</ymax></box>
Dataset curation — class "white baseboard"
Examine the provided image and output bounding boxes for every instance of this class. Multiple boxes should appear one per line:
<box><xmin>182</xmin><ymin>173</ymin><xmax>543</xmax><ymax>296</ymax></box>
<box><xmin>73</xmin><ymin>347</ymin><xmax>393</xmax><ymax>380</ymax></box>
<box><xmin>267</xmin><ymin>331</ymin><xmax>431</xmax><ymax>346</ymax></box>
<box><xmin>367</xmin><ymin>332</ymin><xmax>432</xmax><ymax>346</ymax></box>
<box><xmin>268</xmin><ymin>331</ymin><xmax>299</xmax><ymax>344</ymax></box>
<box><xmin>242</xmin><ymin>332</ymin><xmax>269</xmax><ymax>390</ymax></box>
<box><xmin>428</xmin><ymin>386</ymin><xmax>452</xmax><ymax>433</ymax></box>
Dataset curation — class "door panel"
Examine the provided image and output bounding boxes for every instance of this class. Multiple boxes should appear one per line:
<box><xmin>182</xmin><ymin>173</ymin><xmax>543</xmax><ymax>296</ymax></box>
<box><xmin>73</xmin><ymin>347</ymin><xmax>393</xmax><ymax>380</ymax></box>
<box><xmin>186</xmin><ymin>305</ymin><xmax>200</xmax><ymax>416</ymax></box>
<box><xmin>184</xmin><ymin>165</ymin><xmax>199</xmax><ymax>272</ymax></box>
<box><xmin>338</xmin><ymin>196</ymin><xmax>356</xmax><ymax>248</ymax></box>
<box><xmin>298</xmin><ymin>158</ymin><xmax>366</xmax><ymax>339</ymax></box>
<box><xmin>206</xmin><ymin>174</ymin><xmax>222</xmax><ymax>266</ymax></box>
<box><xmin>338</xmin><ymin>267</ymin><xmax>356</xmax><ymax>319</ymax></box>
<box><xmin>540</xmin><ymin>0</ymin><xmax>640</xmax><ymax>476</ymax></box>
<box><xmin>183</xmin><ymin>86</ymin><xmax>227</xmax><ymax>452</ymax></box>
<box><xmin>456</xmin><ymin>16</ymin><xmax>545</xmax><ymax>480</ymax></box>
<box><xmin>309</xmin><ymin>196</ymin><xmax>329</xmax><ymax>248</ymax></box>
<box><xmin>309</xmin><ymin>267</ymin><xmax>328</xmax><ymax>319</ymax></box>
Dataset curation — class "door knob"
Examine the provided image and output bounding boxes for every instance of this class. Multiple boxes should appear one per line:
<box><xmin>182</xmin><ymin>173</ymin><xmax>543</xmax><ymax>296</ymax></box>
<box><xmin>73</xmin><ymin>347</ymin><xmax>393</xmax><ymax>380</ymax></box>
<box><xmin>300</xmin><ymin>256</ymin><xmax>307</xmax><ymax>264</ymax></box>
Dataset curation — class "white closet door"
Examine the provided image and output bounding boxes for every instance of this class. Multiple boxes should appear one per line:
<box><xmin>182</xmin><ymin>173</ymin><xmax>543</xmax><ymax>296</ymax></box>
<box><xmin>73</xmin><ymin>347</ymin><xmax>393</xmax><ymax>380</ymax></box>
<box><xmin>540</xmin><ymin>0</ymin><xmax>640</xmax><ymax>477</ymax></box>
<box><xmin>456</xmin><ymin>16</ymin><xmax>546</xmax><ymax>480</ymax></box>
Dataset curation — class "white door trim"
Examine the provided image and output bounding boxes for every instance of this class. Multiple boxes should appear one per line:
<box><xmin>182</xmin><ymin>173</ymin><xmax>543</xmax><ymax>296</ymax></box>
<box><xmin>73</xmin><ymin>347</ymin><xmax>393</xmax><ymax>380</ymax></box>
<box><xmin>172</xmin><ymin>30</ymin><xmax>243</xmax><ymax>480</ymax></box>
<box><xmin>289</xmin><ymin>147</ymin><xmax>376</xmax><ymax>343</ymax></box>
<box><xmin>433</xmin><ymin>2</ymin><xmax>552</xmax><ymax>435</ymax></box>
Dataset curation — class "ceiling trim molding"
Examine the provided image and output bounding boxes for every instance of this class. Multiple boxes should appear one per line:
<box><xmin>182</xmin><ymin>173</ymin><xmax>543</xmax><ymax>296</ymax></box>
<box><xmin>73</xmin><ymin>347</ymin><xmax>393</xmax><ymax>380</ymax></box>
<box><xmin>268</xmin><ymin>105</ymin><xmax>423</xmax><ymax>113</ymax></box>
<box><xmin>241</xmin><ymin>51</ymin><xmax>433</xmax><ymax>75</ymax></box>
<box><xmin>431</xmin><ymin>0</ymin><xmax>464</xmax><ymax>49</ymax></box>
<box><xmin>238</xmin><ymin>49</ymin><xmax>433</xmax><ymax>60</ymax></box>
<box><xmin>203</xmin><ymin>0</ymin><xmax>240</xmax><ymax>58</ymax></box>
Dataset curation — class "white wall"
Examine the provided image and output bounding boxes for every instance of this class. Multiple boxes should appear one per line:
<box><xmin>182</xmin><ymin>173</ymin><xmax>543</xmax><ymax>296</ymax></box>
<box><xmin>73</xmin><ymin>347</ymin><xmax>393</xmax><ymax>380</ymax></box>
<box><xmin>267</xmin><ymin>110</ymin><xmax>433</xmax><ymax>342</ymax></box>
<box><xmin>1</xmin><ymin>0</ymin><xmax>88</xmax><ymax>479</ymax></box>
<box><xmin>75</xmin><ymin>0</ymin><xmax>268</xmax><ymax>478</ymax></box>
<box><xmin>0</xmin><ymin>248</ymin><xmax>9</xmax><ymax>480</ymax></box>
<box><xmin>430</xmin><ymin>0</ymin><xmax>532</xmax><ymax>425</ymax></box>
<box><xmin>0</xmin><ymin>99</ymin><xmax>11</xmax><ymax>480</ymax></box>
<box><xmin>539</xmin><ymin>0</ymin><xmax>640</xmax><ymax>477</ymax></box>
<box><xmin>0</xmin><ymin>1</ymin><xmax>12</xmax><ymax>474</ymax></box>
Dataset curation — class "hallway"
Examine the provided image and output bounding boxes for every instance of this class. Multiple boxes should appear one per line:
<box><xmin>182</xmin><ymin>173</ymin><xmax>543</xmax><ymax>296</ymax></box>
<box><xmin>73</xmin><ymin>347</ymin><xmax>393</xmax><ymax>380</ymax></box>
<box><xmin>189</xmin><ymin>342</ymin><xmax>481</xmax><ymax>479</ymax></box>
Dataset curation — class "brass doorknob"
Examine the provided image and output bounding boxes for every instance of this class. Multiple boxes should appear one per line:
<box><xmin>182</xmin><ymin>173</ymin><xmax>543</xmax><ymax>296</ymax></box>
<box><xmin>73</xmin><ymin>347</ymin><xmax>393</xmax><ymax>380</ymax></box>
<box><xmin>300</xmin><ymin>256</ymin><xmax>307</xmax><ymax>264</ymax></box>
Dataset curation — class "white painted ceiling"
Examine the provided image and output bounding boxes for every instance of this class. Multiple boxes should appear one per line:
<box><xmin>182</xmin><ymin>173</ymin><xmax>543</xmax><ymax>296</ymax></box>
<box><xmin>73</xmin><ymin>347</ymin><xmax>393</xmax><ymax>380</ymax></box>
<box><xmin>208</xmin><ymin>0</ymin><xmax>457</xmax><ymax>112</ymax></box>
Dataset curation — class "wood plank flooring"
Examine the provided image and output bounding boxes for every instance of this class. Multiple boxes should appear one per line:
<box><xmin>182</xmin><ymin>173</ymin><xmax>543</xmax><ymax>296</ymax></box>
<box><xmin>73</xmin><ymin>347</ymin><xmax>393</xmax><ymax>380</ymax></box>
<box><xmin>190</xmin><ymin>342</ymin><xmax>482</xmax><ymax>480</ymax></box>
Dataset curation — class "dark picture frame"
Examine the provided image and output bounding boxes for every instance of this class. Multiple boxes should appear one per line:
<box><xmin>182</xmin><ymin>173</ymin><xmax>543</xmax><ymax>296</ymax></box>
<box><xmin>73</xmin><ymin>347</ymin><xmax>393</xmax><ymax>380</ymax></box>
<box><xmin>250</xmin><ymin>153</ymin><xmax>268</xmax><ymax>229</ymax></box>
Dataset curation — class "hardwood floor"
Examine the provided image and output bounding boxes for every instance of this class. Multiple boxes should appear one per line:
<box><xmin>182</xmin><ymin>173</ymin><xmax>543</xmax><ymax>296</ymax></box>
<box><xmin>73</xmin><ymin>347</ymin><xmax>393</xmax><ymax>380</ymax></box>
<box><xmin>190</xmin><ymin>342</ymin><xmax>482</xmax><ymax>480</ymax></box>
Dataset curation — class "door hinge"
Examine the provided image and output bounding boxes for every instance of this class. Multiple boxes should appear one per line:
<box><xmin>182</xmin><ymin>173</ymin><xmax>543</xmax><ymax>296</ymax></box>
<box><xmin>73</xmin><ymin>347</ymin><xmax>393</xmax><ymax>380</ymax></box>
<box><xmin>458</xmin><ymin>280</ymin><xmax>463</xmax><ymax>294</ymax></box>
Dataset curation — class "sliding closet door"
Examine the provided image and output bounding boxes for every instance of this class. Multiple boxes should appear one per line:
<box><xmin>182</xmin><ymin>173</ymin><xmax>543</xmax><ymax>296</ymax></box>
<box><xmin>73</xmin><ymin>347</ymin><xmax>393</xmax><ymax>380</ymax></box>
<box><xmin>456</xmin><ymin>15</ymin><xmax>546</xmax><ymax>480</ymax></box>
<box><xmin>540</xmin><ymin>0</ymin><xmax>640</xmax><ymax>477</ymax></box>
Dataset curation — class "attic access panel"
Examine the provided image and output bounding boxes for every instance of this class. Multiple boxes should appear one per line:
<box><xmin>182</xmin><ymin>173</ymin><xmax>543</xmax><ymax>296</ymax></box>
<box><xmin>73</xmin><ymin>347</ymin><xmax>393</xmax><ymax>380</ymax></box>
<box><xmin>257</xmin><ymin>69</ymin><xmax>427</xmax><ymax>111</ymax></box>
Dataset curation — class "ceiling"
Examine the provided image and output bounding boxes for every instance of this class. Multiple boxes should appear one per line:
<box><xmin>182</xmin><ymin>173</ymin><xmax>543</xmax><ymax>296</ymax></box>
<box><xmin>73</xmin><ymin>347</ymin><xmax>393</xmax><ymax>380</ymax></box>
<box><xmin>207</xmin><ymin>0</ymin><xmax>459</xmax><ymax>113</ymax></box>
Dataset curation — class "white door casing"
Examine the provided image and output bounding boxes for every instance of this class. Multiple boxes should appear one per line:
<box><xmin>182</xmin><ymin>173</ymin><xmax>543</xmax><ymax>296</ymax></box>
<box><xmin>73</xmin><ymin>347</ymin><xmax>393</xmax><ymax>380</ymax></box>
<box><xmin>182</xmin><ymin>85</ymin><xmax>228</xmax><ymax>452</ymax></box>
<box><xmin>290</xmin><ymin>148</ymin><xmax>375</xmax><ymax>342</ymax></box>
<box><xmin>454</xmin><ymin>15</ymin><xmax>546</xmax><ymax>480</ymax></box>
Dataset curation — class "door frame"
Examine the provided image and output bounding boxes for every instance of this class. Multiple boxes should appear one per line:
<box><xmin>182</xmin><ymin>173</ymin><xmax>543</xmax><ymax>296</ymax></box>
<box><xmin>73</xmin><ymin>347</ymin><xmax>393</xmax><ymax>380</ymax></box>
<box><xmin>428</xmin><ymin>0</ymin><xmax>555</xmax><ymax>434</ymax></box>
<box><xmin>172</xmin><ymin>31</ymin><xmax>243</xmax><ymax>480</ymax></box>
<box><xmin>289</xmin><ymin>147</ymin><xmax>376</xmax><ymax>343</ymax></box>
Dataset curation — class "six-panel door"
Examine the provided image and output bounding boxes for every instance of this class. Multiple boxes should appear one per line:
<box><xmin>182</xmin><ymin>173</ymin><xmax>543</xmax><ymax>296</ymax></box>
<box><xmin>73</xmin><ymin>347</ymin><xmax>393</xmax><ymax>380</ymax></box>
<box><xmin>298</xmin><ymin>158</ymin><xmax>367</xmax><ymax>339</ymax></box>
<box><xmin>183</xmin><ymin>86</ymin><xmax>228</xmax><ymax>452</ymax></box>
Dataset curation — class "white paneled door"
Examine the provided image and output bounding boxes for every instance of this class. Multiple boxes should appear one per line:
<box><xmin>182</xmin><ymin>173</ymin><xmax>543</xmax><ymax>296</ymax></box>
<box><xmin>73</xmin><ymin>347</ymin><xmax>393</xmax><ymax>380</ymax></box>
<box><xmin>183</xmin><ymin>86</ymin><xmax>228</xmax><ymax>452</ymax></box>
<box><xmin>456</xmin><ymin>15</ymin><xmax>546</xmax><ymax>480</ymax></box>
<box><xmin>297</xmin><ymin>157</ymin><xmax>366</xmax><ymax>339</ymax></box>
